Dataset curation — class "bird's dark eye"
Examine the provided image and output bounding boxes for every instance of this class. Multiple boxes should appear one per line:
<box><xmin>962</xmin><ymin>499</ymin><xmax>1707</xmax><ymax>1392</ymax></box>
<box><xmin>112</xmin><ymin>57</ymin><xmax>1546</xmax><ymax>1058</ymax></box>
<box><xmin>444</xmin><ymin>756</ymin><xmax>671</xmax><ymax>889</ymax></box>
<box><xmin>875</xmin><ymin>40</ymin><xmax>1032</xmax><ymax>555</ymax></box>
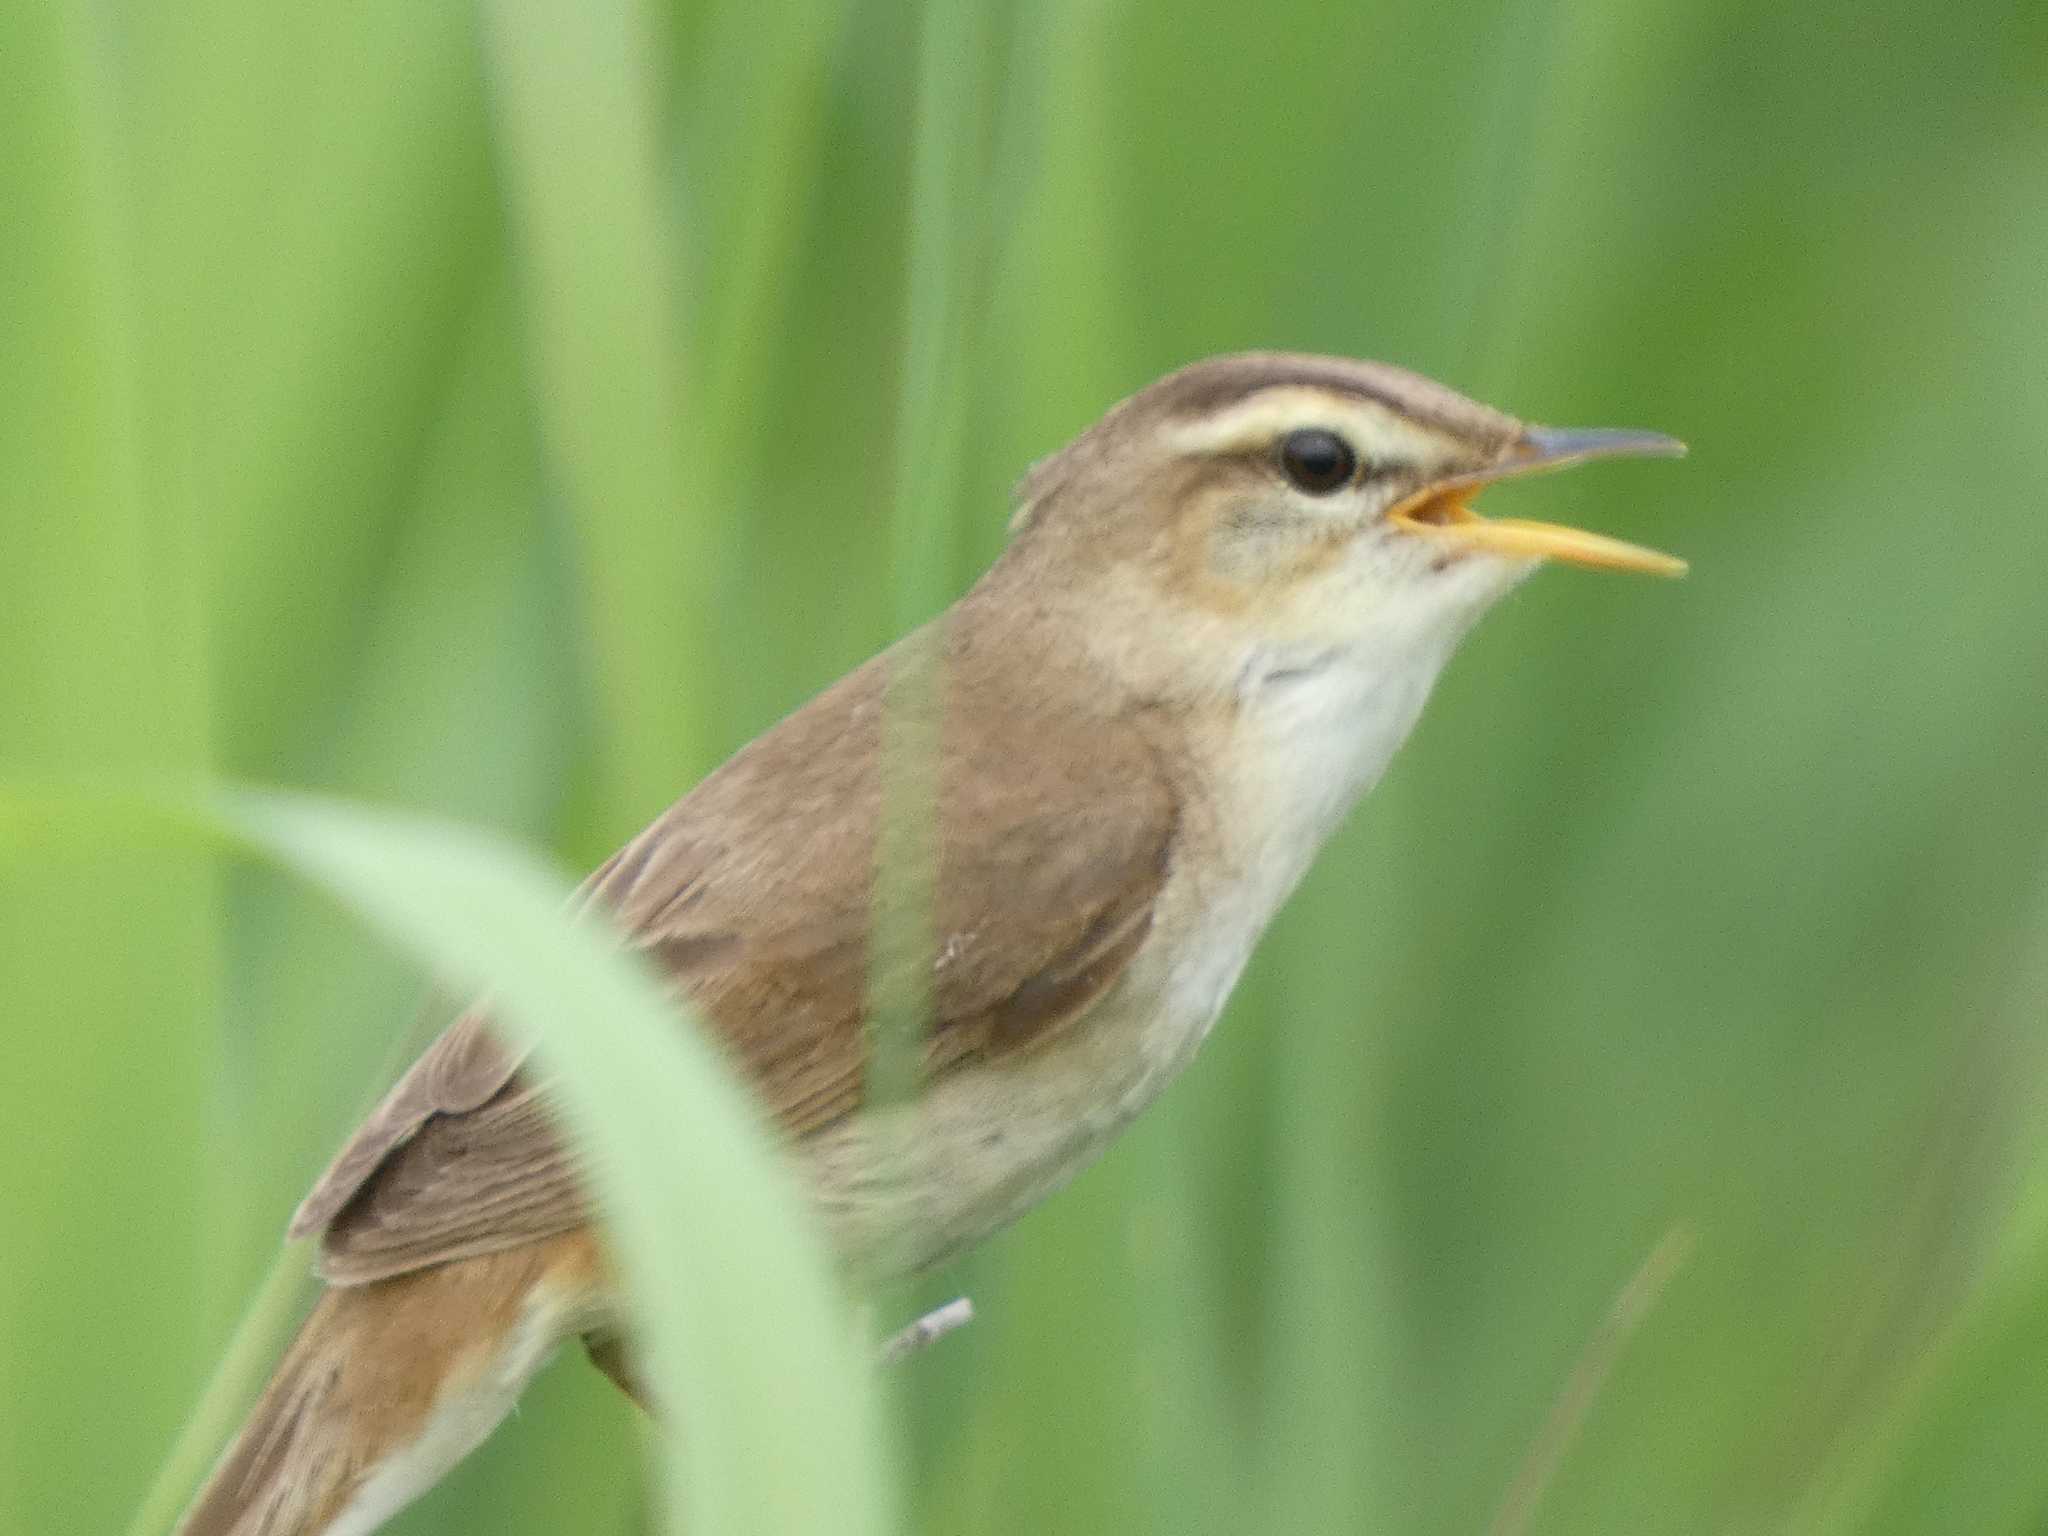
<box><xmin>1277</xmin><ymin>428</ymin><xmax>1357</xmax><ymax>494</ymax></box>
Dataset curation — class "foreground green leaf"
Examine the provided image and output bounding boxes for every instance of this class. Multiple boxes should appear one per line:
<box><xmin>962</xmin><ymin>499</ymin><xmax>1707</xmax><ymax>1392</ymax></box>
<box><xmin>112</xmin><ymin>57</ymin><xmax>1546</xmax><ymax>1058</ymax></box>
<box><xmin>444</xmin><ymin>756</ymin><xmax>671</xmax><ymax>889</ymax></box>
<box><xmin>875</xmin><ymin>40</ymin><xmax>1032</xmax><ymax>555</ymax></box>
<box><xmin>1</xmin><ymin>784</ymin><xmax>891</xmax><ymax>1536</ymax></box>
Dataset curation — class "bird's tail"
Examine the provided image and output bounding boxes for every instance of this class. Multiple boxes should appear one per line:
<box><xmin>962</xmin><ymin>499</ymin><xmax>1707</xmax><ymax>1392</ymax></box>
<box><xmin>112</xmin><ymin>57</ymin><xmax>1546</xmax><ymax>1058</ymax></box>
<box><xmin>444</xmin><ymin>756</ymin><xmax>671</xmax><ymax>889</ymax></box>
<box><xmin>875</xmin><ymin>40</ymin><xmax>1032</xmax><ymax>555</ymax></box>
<box><xmin>174</xmin><ymin>1229</ymin><xmax>607</xmax><ymax>1536</ymax></box>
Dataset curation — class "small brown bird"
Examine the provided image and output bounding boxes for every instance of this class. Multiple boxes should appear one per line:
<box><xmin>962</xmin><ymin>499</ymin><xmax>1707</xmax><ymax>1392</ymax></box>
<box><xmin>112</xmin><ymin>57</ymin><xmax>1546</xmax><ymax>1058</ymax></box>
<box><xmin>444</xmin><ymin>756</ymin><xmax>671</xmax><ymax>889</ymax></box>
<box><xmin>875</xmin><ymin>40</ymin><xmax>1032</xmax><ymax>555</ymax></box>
<box><xmin>177</xmin><ymin>353</ymin><xmax>1683</xmax><ymax>1536</ymax></box>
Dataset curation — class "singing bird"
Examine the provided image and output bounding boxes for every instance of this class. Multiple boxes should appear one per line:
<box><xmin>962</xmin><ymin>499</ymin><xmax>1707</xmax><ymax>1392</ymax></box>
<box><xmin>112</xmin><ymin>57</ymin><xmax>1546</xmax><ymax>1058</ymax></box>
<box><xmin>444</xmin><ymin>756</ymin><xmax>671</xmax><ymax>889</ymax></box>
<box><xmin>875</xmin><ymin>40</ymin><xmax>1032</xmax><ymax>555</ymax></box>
<box><xmin>177</xmin><ymin>353</ymin><xmax>1684</xmax><ymax>1536</ymax></box>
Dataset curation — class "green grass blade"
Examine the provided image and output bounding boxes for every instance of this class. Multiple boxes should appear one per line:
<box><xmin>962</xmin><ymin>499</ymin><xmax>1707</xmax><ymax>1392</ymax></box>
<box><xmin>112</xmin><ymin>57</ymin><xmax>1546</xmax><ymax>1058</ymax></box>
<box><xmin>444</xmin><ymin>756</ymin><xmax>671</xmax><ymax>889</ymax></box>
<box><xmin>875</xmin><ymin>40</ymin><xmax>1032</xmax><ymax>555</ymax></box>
<box><xmin>0</xmin><ymin>5</ymin><xmax>218</xmax><ymax>1528</ymax></box>
<box><xmin>885</xmin><ymin>0</ymin><xmax>996</xmax><ymax>631</ymax></box>
<box><xmin>218</xmin><ymin>789</ymin><xmax>894</xmax><ymax>1536</ymax></box>
<box><xmin>0</xmin><ymin>786</ymin><xmax>891</xmax><ymax>1536</ymax></box>
<box><xmin>479</xmin><ymin>0</ymin><xmax>711</xmax><ymax>813</ymax></box>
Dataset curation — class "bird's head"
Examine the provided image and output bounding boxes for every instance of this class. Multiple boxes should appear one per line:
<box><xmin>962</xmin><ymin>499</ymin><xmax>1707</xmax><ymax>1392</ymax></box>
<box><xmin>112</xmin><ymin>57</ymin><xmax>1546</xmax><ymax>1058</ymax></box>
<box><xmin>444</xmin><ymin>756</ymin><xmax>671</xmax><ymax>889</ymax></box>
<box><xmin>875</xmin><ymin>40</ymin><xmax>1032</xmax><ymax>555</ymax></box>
<box><xmin>1004</xmin><ymin>352</ymin><xmax>1684</xmax><ymax>706</ymax></box>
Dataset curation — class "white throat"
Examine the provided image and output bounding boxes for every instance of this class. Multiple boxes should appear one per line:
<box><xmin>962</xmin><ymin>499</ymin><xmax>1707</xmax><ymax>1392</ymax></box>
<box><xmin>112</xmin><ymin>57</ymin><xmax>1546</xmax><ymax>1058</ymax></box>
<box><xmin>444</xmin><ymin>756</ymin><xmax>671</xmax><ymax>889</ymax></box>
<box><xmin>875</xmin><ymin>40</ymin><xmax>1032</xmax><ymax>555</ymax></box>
<box><xmin>1228</xmin><ymin>637</ymin><xmax>1442</xmax><ymax>902</ymax></box>
<box><xmin>1221</xmin><ymin>563</ymin><xmax>1522</xmax><ymax>918</ymax></box>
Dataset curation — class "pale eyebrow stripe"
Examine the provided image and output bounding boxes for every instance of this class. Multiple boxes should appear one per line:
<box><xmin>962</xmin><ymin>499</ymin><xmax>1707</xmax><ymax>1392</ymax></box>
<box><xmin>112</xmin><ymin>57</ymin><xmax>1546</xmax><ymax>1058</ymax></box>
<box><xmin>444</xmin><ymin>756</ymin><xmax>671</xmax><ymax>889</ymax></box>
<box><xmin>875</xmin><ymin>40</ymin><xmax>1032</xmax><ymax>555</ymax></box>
<box><xmin>1162</xmin><ymin>386</ymin><xmax>1429</xmax><ymax>463</ymax></box>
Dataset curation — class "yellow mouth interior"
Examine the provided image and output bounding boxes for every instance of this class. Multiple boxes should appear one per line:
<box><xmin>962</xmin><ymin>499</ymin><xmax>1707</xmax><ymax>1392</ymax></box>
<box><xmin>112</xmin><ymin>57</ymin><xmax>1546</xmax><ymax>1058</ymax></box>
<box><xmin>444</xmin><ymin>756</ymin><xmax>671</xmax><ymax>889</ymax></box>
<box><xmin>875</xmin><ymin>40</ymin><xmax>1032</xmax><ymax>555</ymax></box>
<box><xmin>1391</xmin><ymin>490</ymin><xmax>1688</xmax><ymax>578</ymax></box>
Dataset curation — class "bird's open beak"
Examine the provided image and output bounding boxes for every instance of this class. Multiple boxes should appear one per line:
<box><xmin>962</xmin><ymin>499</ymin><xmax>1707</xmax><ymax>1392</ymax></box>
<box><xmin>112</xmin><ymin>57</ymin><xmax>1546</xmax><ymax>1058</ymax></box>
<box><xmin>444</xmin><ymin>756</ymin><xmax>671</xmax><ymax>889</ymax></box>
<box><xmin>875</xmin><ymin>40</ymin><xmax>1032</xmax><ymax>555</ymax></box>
<box><xmin>1387</xmin><ymin>426</ymin><xmax>1689</xmax><ymax>577</ymax></box>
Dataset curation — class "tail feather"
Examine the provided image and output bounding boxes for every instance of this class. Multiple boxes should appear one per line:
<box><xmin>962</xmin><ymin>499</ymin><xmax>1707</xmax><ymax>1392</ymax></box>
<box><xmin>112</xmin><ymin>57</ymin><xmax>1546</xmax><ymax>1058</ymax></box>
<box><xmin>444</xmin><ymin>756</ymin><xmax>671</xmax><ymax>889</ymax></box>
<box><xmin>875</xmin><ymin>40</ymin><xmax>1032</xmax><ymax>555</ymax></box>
<box><xmin>175</xmin><ymin>1230</ymin><xmax>606</xmax><ymax>1536</ymax></box>
<box><xmin>177</xmin><ymin>1298</ymin><xmax>350</xmax><ymax>1536</ymax></box>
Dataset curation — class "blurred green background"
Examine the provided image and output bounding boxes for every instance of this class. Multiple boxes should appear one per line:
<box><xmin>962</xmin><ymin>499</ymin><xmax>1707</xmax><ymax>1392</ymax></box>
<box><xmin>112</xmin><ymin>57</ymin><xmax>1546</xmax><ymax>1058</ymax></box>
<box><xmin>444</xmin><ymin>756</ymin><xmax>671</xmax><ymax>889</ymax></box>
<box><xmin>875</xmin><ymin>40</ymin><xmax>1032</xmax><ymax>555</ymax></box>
<box><xmin>5</xmin><ymin>0</ymin><xmax>2047</xmax><ymax>1532</ymax></box>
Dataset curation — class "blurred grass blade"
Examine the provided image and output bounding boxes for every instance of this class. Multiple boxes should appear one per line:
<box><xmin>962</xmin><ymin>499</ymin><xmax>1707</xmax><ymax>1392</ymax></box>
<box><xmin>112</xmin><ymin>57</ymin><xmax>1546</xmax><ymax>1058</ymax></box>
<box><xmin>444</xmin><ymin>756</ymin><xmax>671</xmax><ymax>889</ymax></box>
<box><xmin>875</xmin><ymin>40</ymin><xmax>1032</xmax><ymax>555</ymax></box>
<box><xmin>887</xmin><ymin>0</ymin><xmax>996</xmax><ymax>629</ymax></box>
<box><xmin>1784</xmin><ymin>868</ymin><xmax>2048</xmax><ymax>1536</ymax></box>
<box><xmin>862</xmin><ymin>0</ymin><xmax>996</xmax><ymax>1286</ymax></box>
<box><xmin>479</xmin><ymin>0</ymin><xmax>712</xmax><ymax>809</ymax></box>
<box><xmin>0</xmin><ymin>785</ymin><xmax>891</xmax><ymax>1536</ymax></box>
<box><xmin>217</xmin><ymin>789</ymin><xmax>894</xmax><ymax>1536</ymax></box>
<box><xmin>1487</xmin><ymin>1227</ymin><xmax>1694</xmax><ymax>1536</ymax></box>
<box><xmin>0</xmin><ymin>6</ymin><xmax>218</xmax><ymax>1531</ymax></box>
<box><xmin>680</xmin><ymin>0</ymin><xmax>853</xmax><ymax>458</ymax></box>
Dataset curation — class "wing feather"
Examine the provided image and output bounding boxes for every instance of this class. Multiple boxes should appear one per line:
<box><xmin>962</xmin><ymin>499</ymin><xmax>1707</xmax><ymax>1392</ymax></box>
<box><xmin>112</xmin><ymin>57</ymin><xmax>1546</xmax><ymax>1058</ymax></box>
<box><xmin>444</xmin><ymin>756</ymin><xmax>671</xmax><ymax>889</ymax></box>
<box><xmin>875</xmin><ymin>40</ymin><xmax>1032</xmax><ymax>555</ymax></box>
<box><xmin>299</xmin><ymin>623</ymin><xmax>1178</xmax><ymax>1285</ymax></box>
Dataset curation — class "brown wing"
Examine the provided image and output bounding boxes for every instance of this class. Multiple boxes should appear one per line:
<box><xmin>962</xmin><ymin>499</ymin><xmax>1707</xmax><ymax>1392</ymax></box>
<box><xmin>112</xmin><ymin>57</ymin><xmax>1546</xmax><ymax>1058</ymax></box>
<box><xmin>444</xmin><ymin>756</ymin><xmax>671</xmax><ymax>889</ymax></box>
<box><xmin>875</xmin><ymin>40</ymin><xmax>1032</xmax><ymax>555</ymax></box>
<box><xmin>297</xmin><ymin>613</ymin><xmax>1179</xmax><ymax>1285</ymax></box>
<box><xmin>288</xmin><ymin>1011</ymin><xmax>515</xmax><ymax>1241</ymax></box>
